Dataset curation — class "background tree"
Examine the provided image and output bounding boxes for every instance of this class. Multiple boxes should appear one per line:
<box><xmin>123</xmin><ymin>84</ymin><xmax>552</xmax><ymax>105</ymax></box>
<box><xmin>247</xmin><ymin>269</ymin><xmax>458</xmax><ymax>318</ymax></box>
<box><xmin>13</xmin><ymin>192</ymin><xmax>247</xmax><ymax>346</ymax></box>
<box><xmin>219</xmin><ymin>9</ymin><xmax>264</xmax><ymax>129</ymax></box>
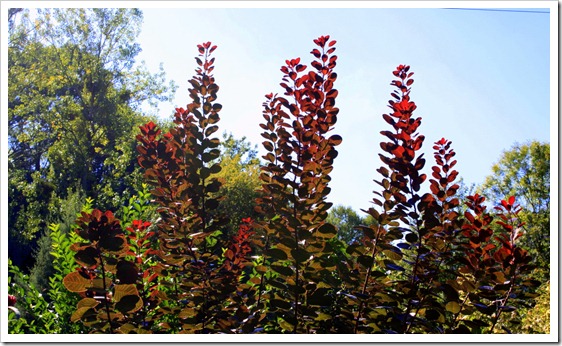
<box><xmin>8</xmin><ymin>8</ymin><xmax>176</xmax><ymax>270</ymax></box>
<box><xmin>212</xmin><ymin>133</ymin><xmax>262</xmax><ymax>238</ymax></box>
<box><xmin>519</xmin><ymin>280</ymin><xmax>550</xmax><ymax>334</ymax></box>
<box><xmin>326</xmin><ymin>205</ymin><xmax>375</xmax><ymax>244</ymax></box>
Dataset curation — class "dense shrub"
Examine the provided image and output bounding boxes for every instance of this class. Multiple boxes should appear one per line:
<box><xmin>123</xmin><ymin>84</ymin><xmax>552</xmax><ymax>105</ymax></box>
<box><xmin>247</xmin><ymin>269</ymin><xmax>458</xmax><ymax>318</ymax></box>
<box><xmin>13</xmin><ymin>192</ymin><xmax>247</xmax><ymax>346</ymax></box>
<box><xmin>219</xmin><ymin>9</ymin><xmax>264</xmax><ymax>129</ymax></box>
<box><xmin>8</xmin><ymin>36</ymin><xmax>543</xmax><ymax>335</ymax></box>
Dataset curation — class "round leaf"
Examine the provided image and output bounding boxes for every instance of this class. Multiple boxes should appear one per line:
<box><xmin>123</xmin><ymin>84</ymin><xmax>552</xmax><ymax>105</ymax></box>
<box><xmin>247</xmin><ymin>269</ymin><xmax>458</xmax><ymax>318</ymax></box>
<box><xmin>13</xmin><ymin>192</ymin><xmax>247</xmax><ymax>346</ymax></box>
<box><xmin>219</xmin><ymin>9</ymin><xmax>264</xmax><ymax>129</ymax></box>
<box><xmin>115</xmin><ymin>295</ymin><xmax>143</xmax><ymax>314</ymax></box>
<box><xmin>63</xmin><ymin>271</ymin><xmax>91</xmax><ymax>292</ymax></box>
<box><xmin>445</xmin><ymin>301</ymin><xmax>461</xmax><ymax>314</ymax></box>
<box><xmin>266</xmin><ymin>248</ymin><xmax>288</xmax><ymax>261</ymax></box>
<box><xmin>116</xmin><ymin>260</ymin><xmax>139</xmax><ymax>284</ymax></box>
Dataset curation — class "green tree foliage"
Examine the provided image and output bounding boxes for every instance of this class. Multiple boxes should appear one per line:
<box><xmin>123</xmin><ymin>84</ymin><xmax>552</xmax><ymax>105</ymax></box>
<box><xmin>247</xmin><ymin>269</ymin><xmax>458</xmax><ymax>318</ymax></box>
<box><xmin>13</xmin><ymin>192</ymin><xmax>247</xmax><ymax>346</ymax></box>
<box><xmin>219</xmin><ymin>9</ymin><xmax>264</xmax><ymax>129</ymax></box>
<box><xmin>213</xmin><ymin>133</ymin><xmax>262</xmax><ymax>237</ymax></box>
<box><xmin>478</xmin><ymin>141</ymin><xmax>550</xmax><ymax>279</ymax></box>
<box><xmin>326</xmin><ymin>205</ymin><xmax>374</xmax><ymax>244</ymax></box>
<box><xmin>29</xmin><ymin>189</ymin><xmax>87</xmax><ymax>292</ymax></box>
<box><xmin>520</xmin><ymin>281</ymin><xmax>550</xmax><ymax>334</ymax></box>
<box><xmin>8</xmin><ymin>8</ymin><xmax>175</xmax><ymax>269</ymax></box>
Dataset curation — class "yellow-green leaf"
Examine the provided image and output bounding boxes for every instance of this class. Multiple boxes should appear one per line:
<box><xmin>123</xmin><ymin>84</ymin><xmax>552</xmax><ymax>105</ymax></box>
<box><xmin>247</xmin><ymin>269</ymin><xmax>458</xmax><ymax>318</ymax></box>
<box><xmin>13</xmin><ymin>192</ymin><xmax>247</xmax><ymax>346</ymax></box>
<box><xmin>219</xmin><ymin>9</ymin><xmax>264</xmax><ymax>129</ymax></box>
<box><xmin>179</xmin><ymin>308</ymin><xmax>196</xmax><ymax>319</ymax></box>
<box><xmin>446</xmin><ymin>301</ymin><xmax>461</xmax><ymax>314</ymax></box>
<box><xmin>315</xmin><ymin>312</ymin><xmax>331</xmax><ymax>321</ymax></box>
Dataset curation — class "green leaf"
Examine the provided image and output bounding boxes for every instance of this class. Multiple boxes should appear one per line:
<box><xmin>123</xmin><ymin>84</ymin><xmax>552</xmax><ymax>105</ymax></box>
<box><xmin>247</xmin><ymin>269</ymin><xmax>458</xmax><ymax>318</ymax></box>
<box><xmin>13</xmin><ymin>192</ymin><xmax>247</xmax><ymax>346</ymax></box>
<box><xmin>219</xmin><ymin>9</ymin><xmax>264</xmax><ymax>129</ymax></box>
<box><xmin>278</xmin><ymin>317</ymin><xmax>294</xmax><ymax>332</ymax></box>
<box><xmin>315</xmin><ymin>312</ymin><xmax>332</xmax><ymax>321</ymax></box>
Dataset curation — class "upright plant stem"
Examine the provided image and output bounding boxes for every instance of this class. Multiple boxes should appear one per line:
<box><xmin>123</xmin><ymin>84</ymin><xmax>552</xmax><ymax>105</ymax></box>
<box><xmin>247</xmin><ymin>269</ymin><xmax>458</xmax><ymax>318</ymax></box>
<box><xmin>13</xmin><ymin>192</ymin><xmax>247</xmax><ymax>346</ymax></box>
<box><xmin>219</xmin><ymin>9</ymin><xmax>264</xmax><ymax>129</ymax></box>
<box><xmin>98</xmin><ymin>251</ymin><xmax>114</xmax><ymax>333</ymax></box>
<box><xmin>489</xmin><ymin>277</ymin><xmax>516</xmax><ymax>333</ymax></box>
<box><xmin>354</xmin><ymin>227</ymin><xmax>381</xmax><ymax>334</ymax></box>
<box><xmin>293</xmin><ymin>199</ymin><xmax>300</xmax><ymax>334</ymax></box>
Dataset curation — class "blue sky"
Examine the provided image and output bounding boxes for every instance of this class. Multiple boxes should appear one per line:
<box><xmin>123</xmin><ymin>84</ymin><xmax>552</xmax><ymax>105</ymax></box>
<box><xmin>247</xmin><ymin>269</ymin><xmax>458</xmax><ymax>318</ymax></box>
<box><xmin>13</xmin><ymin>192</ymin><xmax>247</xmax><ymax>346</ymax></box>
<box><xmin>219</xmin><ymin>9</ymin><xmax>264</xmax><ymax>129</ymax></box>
<box><xmin>135</xmin><ymin>3</ymin><xmax>553</xmax><ymax>213</ymax></box>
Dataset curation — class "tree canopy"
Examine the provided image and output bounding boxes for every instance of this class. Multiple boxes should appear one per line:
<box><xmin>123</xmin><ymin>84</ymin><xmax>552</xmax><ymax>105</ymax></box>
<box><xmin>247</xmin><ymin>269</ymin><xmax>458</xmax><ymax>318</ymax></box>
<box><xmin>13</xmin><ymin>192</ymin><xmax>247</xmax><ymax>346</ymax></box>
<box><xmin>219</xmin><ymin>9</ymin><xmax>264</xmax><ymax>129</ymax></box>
<box><xmin>8</xmin><ymin>8</ymin><xmax>176</xmax><ymax>268</ymax></box>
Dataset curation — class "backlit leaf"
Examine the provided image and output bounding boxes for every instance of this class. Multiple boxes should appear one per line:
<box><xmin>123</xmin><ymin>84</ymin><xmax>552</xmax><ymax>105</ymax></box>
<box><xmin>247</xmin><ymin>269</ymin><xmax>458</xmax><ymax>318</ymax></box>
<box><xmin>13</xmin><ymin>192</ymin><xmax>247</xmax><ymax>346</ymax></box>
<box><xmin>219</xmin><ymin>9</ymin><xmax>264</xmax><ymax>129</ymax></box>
<box><xmin>77</xmin><ymin>298</ymin><xmax>100</xmax><ymax>310</ymax></box>
<box><xmin>385</xmin><ymin>262</ymin><xmax>405</xmax><ymax>272</ymax></box>
<box><xmin>114</xmin><ymin>284</ymin><xmax>139</xmax><ymax>303</ymax></box>
<box><xmin>179</xmin><ymin>308</ymin><xmax>196</xmax><ymax>319</ymax></box>
<box><xmin>445</xmin><ymin>301</ymin><xmax>461</xmax><ymax>314</ymax></box>
<box><xmin>63</xmin><ymin>271</ymin><xmax>91</xmax><ymax>292</ymax></box>
<box><xmin>317</xmin><ymin>223</ymin><xmax>337</xmax><ymax>236</ymax></box>
<box><xmin>70</xmin><ymin>307</ymin><xmax>96</xmax><ymax>323</ymax></box>
<box><xmin>74</xmin><ymin>246</ymin><xmax>99</xmax><ymax>267</ymax></box>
